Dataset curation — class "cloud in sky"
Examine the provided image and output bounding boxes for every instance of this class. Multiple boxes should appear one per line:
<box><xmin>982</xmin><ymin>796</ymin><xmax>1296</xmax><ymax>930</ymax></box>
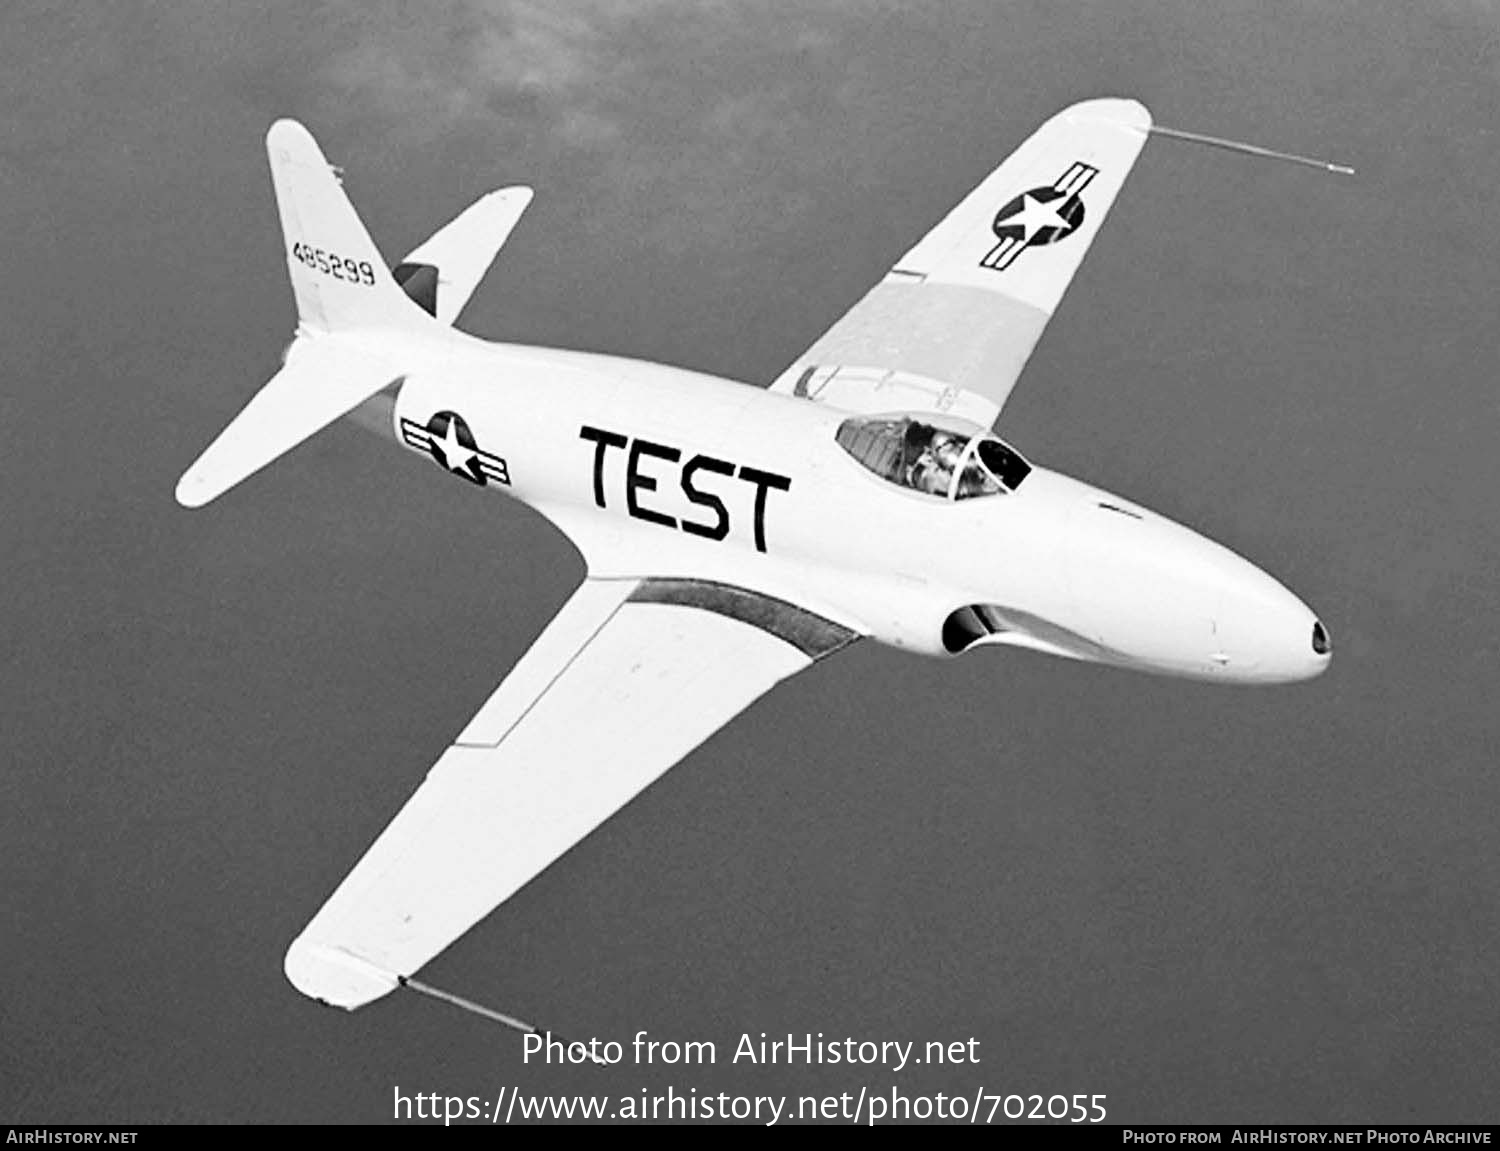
<box><xmin>294</xmin><ymin>1</ymin><xmax>894</xmax><ymax>259</ymax></box>
<box><xmin>315</xmin><ymin>1</ymin><xmax>853</xmax><ymax>139</ymax></box>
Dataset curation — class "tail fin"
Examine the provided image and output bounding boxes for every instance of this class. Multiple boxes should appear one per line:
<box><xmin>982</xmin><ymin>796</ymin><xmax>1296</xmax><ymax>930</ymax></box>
<box><xmin>267</xmin><ymin>119</ymin><xmax>424</xmax><ymax>333</ymax></box>
<box><xmin>176</xmin><ymin>120</ymin><xmax>426</xmax><ymax>508</ymax></box>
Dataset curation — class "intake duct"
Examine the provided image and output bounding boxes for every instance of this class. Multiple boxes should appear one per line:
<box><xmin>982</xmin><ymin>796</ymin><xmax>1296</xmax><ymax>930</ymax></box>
<box><xmin>943</xmin><ymin>604</ymin><xmax>1010</xmax><ymax>654</ymax></box>
<box><xmin>942</xmin><ymin>603</ymin><xmax>1100</xmax><ymax>663</ymax></box>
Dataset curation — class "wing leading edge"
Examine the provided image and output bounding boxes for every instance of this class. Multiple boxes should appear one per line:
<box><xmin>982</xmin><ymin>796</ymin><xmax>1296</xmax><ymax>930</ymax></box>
<box><xmin>770</xmin><ymin>98</ymin><xmax>1151</xmax><ymax>423</ymax></box>
<box><xmin>285</xmin><ymin>577</ymin><xmax>857</xmax><ymax>1009</ymax></box>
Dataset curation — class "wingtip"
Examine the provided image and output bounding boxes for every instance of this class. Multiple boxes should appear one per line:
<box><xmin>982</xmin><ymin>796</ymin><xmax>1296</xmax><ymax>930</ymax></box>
<box><xmin>1063</xmin><ymin>96</ymin><xmax>1153</xmax><ymax>132</ymax></box>
<box><xmin>284</xmin><ymin>937</ymin><xmax>402</xmax><ymax>1010</ymax></box>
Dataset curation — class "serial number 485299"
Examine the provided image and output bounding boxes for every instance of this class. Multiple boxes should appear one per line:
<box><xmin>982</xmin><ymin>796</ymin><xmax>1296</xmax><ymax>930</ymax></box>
<box><xmin>291</xmin><ymin>241</ymin><xmax>375</xmax><ymax>286</ymax></box>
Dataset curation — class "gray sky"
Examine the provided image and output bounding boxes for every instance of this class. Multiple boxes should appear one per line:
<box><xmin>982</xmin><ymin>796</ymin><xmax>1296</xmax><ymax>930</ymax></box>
<box><xmin>3</xmin><ymin>0</ymin><xmax>1498</xmax><ymax>1124</ymax></box>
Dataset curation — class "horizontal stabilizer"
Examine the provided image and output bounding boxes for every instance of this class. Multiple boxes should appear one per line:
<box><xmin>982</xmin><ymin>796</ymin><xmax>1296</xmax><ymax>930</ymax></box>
<box><xmin>399</xmin><ymin>187</ymin><xmax>534</xmax><ymax>326</ymax></box>
<box><xmin>175</xmin><ymin>337</ymin><xmax>399</xmax><ymax>508</ymax></box>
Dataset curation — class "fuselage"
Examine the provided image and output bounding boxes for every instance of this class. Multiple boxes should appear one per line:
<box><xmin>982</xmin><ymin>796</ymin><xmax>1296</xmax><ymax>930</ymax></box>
<box><xmin>345</xmin><ymin>326</ymin><xmax>1330</xmax><ymax>684</ymax></box>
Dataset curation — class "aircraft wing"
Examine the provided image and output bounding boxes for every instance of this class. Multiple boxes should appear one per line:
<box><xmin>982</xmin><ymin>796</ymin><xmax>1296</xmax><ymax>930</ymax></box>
<box><xmin>769</xmin><ymin>98</ymin><xmax>1151</xmax><ymax>424</ymax></box>
<box><xmin>284</xmin><ymin>576</ymin><xmax>857</xmax><ymax>1009</ymax></box>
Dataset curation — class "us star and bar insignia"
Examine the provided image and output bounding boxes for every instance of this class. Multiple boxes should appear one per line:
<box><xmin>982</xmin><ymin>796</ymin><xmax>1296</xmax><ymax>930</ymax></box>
<box><xmin>980</xmin><ymin>161</ymin><xmax>1099</xmax><ymax>272</ymax></box>
<box><xmin>400</xmin><ymin>410</ymin><xmax>511</xmax><ymax>486</ymax></box>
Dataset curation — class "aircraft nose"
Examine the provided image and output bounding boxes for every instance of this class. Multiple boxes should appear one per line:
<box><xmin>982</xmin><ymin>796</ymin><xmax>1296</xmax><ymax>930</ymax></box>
<box><xmin>1061</xmin><ymin>493</ymin><xmax>1331</xmax><ymax>683</ymax></box>
<box><xmin>1209</xmin><ymin>565</ymin><xmax>1331</xmax><ymax>682</ymax></box>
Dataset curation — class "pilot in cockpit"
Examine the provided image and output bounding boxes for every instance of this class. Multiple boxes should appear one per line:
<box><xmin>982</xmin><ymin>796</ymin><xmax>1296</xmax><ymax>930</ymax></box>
<box><xmin>908</xmin><ymin>429</ymin><xmax>965</xmax><ymax>496</ymax></box>
<box><xmin>837</xmin><ymin>414</ymin><xmax>1030</xmax><ymax>499</ymax></box>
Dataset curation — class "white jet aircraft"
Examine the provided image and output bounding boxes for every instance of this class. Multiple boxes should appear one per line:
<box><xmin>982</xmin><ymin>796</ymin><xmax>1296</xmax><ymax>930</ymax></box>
<box><xmin>177</xmin><ymin>99</ymin><xmax>1333</xmax><ymax>1010</ymax></box>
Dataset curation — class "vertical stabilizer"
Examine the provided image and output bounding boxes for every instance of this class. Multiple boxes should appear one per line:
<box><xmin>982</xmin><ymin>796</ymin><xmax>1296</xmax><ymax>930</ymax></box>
<box><xmin>266</xmin><ymin>119</ymin><xmax>423</xmax><ymax>333</ymax></box>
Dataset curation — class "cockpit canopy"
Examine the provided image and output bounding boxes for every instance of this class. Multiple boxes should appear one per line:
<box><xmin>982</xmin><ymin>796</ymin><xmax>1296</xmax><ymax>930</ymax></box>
<box><xmin>835</xmin><ymin>415</ymin><xmax>1032</xmax><ymax>500</ymax></box>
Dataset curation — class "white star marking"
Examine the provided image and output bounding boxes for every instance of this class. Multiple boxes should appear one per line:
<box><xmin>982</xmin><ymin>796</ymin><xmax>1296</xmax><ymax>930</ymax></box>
<box><xmin>434</xmin><ymin>418</ymin><xmax>477</xmax><ymax>476</ymax></box>
<box><xmin>1003</xmin><ymin>192</ymin><xmax>1074</xmax><ymax>243</ymax></box>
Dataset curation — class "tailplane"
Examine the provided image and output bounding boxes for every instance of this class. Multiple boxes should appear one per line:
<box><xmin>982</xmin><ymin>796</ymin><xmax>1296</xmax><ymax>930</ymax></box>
<box><xmin>175</xmin><ymin>335</ymin><xmax>399</xmax><ymax>508</ymax></box>
<box><xmin>396</xmin><ymin>187</ymin><xmax>533</xmax><ymax>327</ymax></box>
